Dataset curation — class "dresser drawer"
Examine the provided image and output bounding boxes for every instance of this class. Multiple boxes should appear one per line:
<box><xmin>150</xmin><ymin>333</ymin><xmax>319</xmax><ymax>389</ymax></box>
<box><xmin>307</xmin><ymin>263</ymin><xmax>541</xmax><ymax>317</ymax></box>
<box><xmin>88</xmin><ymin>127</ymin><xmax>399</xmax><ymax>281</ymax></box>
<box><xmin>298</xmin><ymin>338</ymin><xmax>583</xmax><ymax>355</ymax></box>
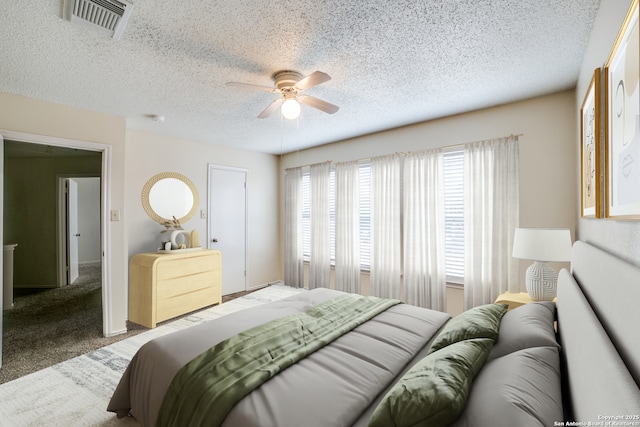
<box><xmin>157</xmin><ymin>286</ymin><xmax>217</xmax><ymax>323</ymax></box>
<box><xmin>156</xmin><ymin>255</ymin><xmax>214</xmax><ymax>280</ymax></box>
<box><xmin>129</xmin><ymin>250</ymin><xmax>222</xmax><ymax>328</ymax></box>
<box><xmin>157</xmin><ymin>271</ymin><xmax>216</xmax><ymax>299</ymax></box>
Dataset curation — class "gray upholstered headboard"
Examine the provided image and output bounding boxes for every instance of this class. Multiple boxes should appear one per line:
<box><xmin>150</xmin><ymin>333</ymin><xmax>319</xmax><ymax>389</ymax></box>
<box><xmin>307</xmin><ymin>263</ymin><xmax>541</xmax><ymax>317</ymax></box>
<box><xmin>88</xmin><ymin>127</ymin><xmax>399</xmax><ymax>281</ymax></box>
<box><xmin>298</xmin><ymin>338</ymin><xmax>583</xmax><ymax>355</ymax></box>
<box><xmin>557</xmin><ymin>241</ymin><xmax>640</xmax><ymax>422</ymax></box>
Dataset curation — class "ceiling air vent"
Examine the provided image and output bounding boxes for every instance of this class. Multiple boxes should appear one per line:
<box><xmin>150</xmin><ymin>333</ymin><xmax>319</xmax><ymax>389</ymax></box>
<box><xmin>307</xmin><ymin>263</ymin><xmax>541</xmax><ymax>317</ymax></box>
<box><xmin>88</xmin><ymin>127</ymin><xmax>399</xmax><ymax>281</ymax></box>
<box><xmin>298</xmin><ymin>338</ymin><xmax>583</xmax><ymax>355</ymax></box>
<box><xmin>63</xmin><ymin>0</ymin><xmax>134</xmax><ymax>41</ymax></box>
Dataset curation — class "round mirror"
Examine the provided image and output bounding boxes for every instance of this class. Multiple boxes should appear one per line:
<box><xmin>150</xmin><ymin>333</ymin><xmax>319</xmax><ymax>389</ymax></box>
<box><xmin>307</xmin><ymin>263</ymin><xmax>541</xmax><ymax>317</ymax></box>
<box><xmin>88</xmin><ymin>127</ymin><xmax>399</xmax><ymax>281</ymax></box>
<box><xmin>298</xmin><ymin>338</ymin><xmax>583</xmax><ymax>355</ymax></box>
<box><xmin>141</xmin><ymin>172</ymin><xmax>199</xmax><ymax>225</ymax></box>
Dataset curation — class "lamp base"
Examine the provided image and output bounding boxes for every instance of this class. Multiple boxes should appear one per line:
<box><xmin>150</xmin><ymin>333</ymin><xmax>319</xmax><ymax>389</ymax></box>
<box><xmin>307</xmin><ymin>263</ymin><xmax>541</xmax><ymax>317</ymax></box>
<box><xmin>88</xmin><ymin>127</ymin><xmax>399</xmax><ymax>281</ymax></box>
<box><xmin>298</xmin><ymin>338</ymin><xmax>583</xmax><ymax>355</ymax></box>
<box><xmin>525</xmin><ymin>261</ymin><xmax>558</xmax><ymax>301</ymax></box>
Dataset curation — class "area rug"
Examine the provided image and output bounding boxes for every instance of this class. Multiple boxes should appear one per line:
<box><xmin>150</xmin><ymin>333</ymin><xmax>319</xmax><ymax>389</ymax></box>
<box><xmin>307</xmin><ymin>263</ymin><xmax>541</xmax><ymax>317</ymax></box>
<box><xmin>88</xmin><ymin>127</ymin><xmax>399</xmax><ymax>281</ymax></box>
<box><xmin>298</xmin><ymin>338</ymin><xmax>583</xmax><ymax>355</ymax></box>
<box><xmin>0</xmin><ymin>284</ymin><xmax>305</xmax><ymax>427</ymax></box>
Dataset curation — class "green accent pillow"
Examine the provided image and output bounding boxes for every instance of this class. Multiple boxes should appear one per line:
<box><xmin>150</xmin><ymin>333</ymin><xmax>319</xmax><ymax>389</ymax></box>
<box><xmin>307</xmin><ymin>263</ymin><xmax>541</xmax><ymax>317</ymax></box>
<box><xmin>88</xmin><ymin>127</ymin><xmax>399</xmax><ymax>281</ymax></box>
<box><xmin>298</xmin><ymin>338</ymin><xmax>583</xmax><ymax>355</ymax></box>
<box><xmin>429</xmin><ymin>303</ymin><xmax>508</xmax><ymax>353</ymax></box>
<box><xmin>368</xmin><ymin>338</ymin><xmax>494</xmax><ymax>427</ymax></box>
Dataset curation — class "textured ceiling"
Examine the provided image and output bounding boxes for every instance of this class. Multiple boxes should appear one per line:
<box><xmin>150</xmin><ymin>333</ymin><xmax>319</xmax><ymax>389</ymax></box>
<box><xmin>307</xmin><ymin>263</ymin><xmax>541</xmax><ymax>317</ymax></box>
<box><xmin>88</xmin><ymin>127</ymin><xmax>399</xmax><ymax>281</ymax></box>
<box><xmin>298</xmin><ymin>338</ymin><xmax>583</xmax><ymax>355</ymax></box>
<box><xmin>0</xmin><ymin>0</ymin><xmax>601</xmax><ymax>154</ymax></box>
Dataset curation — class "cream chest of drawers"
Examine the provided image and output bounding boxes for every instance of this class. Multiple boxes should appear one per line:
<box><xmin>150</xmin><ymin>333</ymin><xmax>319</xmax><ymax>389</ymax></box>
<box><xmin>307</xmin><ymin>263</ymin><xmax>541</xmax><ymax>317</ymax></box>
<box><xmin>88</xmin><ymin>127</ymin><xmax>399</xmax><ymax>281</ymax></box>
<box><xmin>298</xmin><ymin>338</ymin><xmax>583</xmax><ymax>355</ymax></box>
<box><xmin>129</xmin><ymin>249</ymin><xmax>222</xmax><ymax>328</ymax></box>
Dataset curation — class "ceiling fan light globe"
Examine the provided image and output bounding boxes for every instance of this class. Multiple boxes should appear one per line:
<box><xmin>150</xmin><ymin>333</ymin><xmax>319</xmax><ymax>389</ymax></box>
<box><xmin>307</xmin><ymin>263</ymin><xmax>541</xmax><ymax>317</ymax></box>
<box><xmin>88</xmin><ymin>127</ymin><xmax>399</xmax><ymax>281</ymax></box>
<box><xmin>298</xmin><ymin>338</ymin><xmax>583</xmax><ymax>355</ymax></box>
<box><xmin>281</xmin><ymin>99</ymin><xmax>301</xmax><ymax>120</ymax></box>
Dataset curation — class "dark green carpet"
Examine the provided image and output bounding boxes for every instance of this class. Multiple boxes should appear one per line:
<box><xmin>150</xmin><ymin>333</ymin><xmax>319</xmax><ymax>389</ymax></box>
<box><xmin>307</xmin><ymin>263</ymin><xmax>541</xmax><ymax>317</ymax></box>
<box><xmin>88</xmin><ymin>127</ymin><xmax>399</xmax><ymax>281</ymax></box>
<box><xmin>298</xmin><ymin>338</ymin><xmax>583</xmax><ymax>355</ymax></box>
<box><xmin>0</xmin><ymin>262</ymin><xmax>147</xmax><ymax>384</ymax></box>
<box><xmin>0</xmin><ymin>263</ymin><xmax>252</xmax><ymax>384</ymax></box>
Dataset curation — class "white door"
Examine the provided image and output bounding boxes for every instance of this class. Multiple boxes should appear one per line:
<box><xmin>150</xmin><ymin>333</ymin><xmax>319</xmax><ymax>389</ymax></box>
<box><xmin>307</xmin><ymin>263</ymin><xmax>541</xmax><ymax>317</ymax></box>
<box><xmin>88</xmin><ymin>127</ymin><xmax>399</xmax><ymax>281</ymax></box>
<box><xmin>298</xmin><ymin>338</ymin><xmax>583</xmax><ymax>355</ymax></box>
<box><xmin>66</xmin><ymin>178</ymin><xmax>79</xmax><ymax>284</ymax></box>
<box><xmin>208</xmin><ymin>165</ymin><xmax>247</xmax><ymax>295</ymax></box>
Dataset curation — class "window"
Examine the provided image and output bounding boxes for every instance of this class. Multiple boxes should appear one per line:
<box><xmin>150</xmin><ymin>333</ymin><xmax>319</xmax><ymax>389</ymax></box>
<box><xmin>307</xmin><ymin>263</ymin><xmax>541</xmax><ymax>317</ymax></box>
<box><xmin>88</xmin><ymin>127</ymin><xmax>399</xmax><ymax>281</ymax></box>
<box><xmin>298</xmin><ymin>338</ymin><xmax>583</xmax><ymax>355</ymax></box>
<box><xmin>443</xmin><ymin>149</ymin><xmax>464</xmax><ymax>283</ymax></box>
<box><xmin>301</xmin><ymin>162</ymin><xmax>371</xmax><ymax>270</ymax></box>
<box><xmin>358</xmin><ymin>162</ymin><xmax>371</xmax><ymax>270</ymax></box>
<box><xmin>301</xmin><ymin>152</ymin><xmax>463</xmax><ymax>279</ymax></box>
<box><xmin>329</xmin><ymin>169</ymin><xmax>336</xmax><ymax>263</ymax></box>
<box><xmin>301</xmin><ymin>171</ymin><xmax>310</xmax><ymax>261</ymax></box>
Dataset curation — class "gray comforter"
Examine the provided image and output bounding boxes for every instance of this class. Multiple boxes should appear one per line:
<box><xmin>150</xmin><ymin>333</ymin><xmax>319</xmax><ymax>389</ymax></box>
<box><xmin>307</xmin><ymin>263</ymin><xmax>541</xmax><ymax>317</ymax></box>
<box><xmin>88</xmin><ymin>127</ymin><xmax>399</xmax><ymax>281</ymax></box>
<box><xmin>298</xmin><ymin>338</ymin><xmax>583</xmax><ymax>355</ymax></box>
<box><xmin>108</xmin><ymin>288</ymin><xmax>450</xmax><ymax>427</ymax></box>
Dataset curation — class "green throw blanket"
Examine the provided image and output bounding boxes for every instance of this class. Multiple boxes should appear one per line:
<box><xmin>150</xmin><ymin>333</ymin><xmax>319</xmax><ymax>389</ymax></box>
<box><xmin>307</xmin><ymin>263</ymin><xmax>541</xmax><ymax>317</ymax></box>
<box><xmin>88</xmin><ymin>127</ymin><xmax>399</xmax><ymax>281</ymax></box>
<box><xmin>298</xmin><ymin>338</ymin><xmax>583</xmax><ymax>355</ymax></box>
<box><xmin>156</xmin><ymin>293</ymin><xmax>401</xmax><ymax>427</ymax></box>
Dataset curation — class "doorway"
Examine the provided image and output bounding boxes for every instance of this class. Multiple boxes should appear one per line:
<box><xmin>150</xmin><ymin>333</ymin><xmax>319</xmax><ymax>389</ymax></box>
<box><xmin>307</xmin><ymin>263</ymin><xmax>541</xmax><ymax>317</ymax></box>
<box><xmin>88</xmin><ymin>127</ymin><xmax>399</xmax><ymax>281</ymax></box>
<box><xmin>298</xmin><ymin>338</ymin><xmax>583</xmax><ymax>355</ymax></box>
<box><xmin>1</xmin><ymin>134</ymin><xmax>108</xmax><ymax>370</ymax></box>
<box><xmin>207</xmin><ymin>165</ymin><xmax>248</xmax><ymax>296</ymax></box>
<box><xmin>58</xmin><ymin>176</ymin><xmax>101</xmax><ymax>287</ymax></box>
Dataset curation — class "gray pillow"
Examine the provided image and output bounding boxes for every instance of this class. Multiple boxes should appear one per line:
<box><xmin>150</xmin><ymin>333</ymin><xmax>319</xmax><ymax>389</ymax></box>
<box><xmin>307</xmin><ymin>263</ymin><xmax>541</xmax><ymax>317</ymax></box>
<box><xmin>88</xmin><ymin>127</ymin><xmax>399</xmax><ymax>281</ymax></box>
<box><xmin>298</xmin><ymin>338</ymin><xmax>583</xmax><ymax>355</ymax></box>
<box><xmin>488</xmin><ymin>301</ymin><xmax>559</xmax><ymax>361</ymax></box>
<box><xmin>369</xmin><ymin>338</ymin><xmax>494</xmax><ymax>427</ymax></box>
<box><xmin>429</xmin><ymin>303</ymin><xmax>508</xmax><ymax>353</ymax></box>
<box><xmin>450</xmin><ymin>346</ymin><xmax>563</xmax><ymax>427</ymax></box>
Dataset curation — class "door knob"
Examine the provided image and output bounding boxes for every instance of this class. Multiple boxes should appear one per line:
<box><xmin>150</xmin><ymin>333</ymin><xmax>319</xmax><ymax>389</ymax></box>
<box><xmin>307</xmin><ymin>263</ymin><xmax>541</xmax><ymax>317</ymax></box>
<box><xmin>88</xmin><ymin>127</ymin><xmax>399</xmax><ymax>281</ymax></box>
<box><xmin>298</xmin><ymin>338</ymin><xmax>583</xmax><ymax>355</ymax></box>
<box><xmin>75</xmin><ymin>234</ymin><xmax>81</xmax><ymax>237</ymax></box>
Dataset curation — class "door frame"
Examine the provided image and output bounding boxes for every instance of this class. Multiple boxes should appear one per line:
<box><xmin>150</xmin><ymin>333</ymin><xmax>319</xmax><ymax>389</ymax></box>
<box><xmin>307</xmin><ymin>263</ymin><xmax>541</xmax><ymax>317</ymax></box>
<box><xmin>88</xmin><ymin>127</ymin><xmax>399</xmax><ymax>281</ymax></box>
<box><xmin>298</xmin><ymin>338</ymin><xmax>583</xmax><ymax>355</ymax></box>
<box><xmin>0</xmin><ymin>129</ymin><xmax>112</xmax><ymax>338</ymax></box>
<box><xmin>207</xmin><ymin>164</ymin><xmax>248</xmax><ymax>294</ymax></box>
<box><xmin>57</xmin><ymin>175</ymin><xmax>101</xmax><ymax>287</ymax></box>
<box><xmin>0</xmin><ymin>134</ymin><xmax>3</xmax><ymax>368</ymax></box>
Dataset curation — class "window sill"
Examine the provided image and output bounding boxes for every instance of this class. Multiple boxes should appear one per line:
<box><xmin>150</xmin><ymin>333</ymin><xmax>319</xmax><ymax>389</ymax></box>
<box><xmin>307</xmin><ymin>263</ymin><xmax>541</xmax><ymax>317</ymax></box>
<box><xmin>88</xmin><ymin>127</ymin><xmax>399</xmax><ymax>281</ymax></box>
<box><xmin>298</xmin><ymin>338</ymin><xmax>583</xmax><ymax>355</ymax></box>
<box><xmin>446</xmin><ymin>281</ymin><xmax>464</xmax><ymax>290</ymax></box>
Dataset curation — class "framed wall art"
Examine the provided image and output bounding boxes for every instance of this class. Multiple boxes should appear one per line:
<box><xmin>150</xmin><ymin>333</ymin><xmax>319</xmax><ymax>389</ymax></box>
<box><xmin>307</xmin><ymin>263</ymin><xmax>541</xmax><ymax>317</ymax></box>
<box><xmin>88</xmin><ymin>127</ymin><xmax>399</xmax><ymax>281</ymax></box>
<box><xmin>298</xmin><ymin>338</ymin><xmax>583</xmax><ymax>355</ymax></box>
<box><xmin>581</xmin><ymin>68</ymin><xmax>601</xmax><ymax>218</ymax></box>
<box><xmin>604</xmin><ymin>0</ymin><xmax>639</xmax><ymax>219</ymax></box>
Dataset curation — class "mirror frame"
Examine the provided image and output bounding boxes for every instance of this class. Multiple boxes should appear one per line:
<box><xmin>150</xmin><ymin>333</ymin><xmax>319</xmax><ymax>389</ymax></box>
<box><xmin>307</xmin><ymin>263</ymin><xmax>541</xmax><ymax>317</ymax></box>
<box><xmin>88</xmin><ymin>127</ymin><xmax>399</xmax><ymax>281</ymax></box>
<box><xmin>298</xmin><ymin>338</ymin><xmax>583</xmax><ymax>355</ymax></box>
<box><xmin>141</xmin><ymin>172</ymin><xmax>200</xmax><ymax>225</ymax></box>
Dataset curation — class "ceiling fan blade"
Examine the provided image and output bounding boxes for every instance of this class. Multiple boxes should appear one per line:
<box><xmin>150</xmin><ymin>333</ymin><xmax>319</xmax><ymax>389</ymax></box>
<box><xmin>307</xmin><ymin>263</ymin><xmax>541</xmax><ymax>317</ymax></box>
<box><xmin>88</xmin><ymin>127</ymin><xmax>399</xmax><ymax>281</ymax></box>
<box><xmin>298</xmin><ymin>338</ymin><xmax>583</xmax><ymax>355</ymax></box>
<box><xmin>226</xmin><ymin>81</ymin><xmax>277</xmax><ymax>93</ymax></box>
<box><xmin>258</xmin><ymin>98</ymin><xmax>284</xmax><ymax>118</ymax></box>
<box><xmin>294</xmin><ymin>71</ymin><xmax>331</xmax><ymax>91</ymax></box>
<box><xmin>298</xmin><ymin>95</ymin><xmax>339</xmax><ymax>114</ymax></box>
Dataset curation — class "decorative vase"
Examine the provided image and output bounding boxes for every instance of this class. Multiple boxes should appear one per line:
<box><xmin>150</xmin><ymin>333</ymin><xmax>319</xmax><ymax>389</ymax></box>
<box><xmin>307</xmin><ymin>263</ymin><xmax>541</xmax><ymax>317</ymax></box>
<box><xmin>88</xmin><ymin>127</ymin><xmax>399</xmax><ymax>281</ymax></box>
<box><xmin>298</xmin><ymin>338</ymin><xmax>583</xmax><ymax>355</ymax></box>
<box><xmin>170</xmin><ymin>230</ymin><xmax>191</xmax><ymax>249</ymax></box>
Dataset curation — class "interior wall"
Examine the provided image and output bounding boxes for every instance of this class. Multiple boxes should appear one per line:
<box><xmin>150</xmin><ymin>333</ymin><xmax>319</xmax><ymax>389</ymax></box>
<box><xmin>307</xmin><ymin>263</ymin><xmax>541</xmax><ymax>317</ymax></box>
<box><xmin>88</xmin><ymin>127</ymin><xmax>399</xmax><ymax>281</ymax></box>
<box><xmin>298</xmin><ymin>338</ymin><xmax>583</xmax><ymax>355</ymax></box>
<box><xmin>125</xmin><ymin>129</ymin><xmax>281</xmax><ymax>290</ymax></box>
<box><xmin>280</xmin><ymin>90</ymin><xmax>577</xmax><ymax>301</ymax></box>
<box><xmin>0</xmin><ymin>92</ymin><xmax>128</xmax><ymax>335</ymax></box>
<box><xmin>0</xmin><ymin>92</ymin><xmax>281</xmax><ymax>334</ymax></box>
<box><xmin>575</xmin><ymin>0</ymin><xmax>640</xmax><ymax>266</ymax></box>
<box><xmin>4</xmin><ymin>154</ymin><xmax>101</xmax><ymax>287</ymax></box>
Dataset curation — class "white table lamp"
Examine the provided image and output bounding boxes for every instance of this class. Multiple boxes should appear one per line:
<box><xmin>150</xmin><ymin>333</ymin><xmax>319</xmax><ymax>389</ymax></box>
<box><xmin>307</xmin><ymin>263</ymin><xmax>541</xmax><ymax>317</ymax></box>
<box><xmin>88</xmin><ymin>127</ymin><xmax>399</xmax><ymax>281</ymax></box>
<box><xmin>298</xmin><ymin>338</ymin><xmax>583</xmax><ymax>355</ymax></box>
<box><xmin>512</xmin><ymin>228</ymin><xmax>572</xmax><ymax>301</ymax></box>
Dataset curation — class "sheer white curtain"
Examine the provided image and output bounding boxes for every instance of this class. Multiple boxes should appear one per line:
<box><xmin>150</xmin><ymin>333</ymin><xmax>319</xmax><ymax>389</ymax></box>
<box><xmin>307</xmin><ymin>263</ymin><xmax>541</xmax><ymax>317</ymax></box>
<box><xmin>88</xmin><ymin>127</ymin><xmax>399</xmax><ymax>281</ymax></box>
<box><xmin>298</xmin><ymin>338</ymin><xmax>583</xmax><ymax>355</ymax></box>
<box><xmin>403</xmin><ymin>150</ymin><xmax>447</xmax><ymax>310</ymax></box>
<box><xmin>335</xmin><ymin>160</ymin><xmax>360</xmax><ymax>294</ymax></box>
<box><xmin>464</xmin><ymin>137</ymin><xmax>520</xmax><ymax>309</ymax></box>
<box><xmin>309</xmin><ymin>162</ymin><xmax>331</xmax><ymax>289</ymax></box>
<box><xmin>284</xmin><ymin>167</ymin><xmax>304</xmax><ymax>288</ymax></box>
<box><xmin>370</xmin><ymin>154</ymin><xmax>402</xmax><ymax>299</ymax></box>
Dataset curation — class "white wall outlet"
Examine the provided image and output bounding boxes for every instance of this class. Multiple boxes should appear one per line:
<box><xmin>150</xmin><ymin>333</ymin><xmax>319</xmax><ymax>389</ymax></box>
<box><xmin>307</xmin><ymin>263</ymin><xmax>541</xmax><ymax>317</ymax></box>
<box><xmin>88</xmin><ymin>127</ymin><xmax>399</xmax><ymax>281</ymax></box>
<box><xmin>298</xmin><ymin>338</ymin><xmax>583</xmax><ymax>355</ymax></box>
<box><xmin>110</xmin><ymin>210</ymin><xmax>120</xmax><ymax>221</ymax></box>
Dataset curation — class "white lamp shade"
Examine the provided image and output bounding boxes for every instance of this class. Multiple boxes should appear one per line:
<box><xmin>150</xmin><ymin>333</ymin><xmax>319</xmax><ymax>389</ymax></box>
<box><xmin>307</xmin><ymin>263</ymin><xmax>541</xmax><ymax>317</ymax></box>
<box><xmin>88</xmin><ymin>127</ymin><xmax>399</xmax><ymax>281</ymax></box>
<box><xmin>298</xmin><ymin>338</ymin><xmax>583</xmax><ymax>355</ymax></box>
<box><xmin>281</xmin><ymin>98</ymin><xmax>301</xmax><ymax>120</ymax></box>
<box><xmin>512</xmin><ymin>228</ymin><xmax>572</xmax><ymax>262</ymax></box>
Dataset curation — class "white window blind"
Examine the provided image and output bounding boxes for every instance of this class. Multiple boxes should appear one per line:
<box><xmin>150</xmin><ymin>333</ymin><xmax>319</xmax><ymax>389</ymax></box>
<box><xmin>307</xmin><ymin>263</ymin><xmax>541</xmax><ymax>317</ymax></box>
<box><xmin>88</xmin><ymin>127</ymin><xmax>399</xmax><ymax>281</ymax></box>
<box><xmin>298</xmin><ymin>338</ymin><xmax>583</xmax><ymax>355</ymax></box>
<box><xmin>303</xmin><ymin>168</ymin><xmax>336</xmax><ymax>264</ymax></box>
<box><xmin>302</xmin><ymin>171</ymin><xmax>310</xmax><ymax>261</ymax></box>
<box><xmin>301</xmin><ymin>153</ymin><xmax>461</xmax><ymax>278</ymax></box>
<box><xmin>329</xmin><ymin>168</ymin><xmax>336</xmax><ymax>263</ymax></box>
<box><xmin>443</xmin><ymin>149</ymin><xmax>465</xmax><ymax>282</ymax></box>
<box><xmin>358</xmin><ymin>162</ymin><xmax>371</xmax><ymax>270</ymax></box>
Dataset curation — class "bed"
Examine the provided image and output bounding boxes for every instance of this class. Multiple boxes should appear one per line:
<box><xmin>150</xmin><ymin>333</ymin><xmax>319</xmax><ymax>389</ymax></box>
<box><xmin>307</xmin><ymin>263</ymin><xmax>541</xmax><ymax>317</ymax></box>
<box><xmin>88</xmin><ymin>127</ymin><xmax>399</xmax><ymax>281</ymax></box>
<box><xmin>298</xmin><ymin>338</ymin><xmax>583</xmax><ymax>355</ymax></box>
<box><xmin>108</xmin><ymin>241</ymin><xmax>640</xmax><ymax>426</ymax></box>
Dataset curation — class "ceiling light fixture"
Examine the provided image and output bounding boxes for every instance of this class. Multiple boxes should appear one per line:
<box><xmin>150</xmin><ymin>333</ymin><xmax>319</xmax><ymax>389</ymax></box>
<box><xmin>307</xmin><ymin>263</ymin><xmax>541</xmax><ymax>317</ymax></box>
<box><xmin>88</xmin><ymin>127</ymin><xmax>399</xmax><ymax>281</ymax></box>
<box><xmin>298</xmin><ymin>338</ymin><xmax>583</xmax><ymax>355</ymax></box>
<box><xmin>281</xmin><ymin>98</ymin><xmax>301</xmax><ymax>120</ymax></box>
<box><xmin>226</xmin><ymin>70</ymin><xmax>338</xmax><ymax>120</ymax></box>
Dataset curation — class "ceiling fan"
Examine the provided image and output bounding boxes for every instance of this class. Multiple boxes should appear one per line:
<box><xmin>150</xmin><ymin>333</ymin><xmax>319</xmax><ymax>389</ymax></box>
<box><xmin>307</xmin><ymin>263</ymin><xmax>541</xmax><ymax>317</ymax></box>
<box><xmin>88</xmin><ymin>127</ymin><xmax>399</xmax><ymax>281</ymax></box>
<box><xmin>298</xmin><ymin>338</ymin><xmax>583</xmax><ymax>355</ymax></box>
<box><xmin>226</xmin><ymin>70</ymin><xmax>339</xmax><ymax>120</ymax></box>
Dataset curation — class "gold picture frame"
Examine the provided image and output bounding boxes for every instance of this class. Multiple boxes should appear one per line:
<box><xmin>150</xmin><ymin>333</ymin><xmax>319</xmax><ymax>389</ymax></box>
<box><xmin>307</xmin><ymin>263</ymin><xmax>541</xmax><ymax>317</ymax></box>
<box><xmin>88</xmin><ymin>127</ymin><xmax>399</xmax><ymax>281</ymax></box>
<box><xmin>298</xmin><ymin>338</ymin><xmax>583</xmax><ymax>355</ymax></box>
<box><xmin>581</xmin><ymin>69</ymin><xmax>601</xmax><ymax>218</ymax></box>
<box><xmin>604</xmin><ymin>0</ymin><xmax>640</xmax><ymax>219</ymax></box>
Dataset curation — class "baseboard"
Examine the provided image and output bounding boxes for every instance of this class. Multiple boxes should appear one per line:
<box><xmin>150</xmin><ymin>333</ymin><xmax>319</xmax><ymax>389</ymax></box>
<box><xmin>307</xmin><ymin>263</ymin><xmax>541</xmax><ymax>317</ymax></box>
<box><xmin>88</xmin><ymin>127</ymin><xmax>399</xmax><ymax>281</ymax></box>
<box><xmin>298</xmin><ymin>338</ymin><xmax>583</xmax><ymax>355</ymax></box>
<box><xmin>13</xmin><ymin>285</ymin><xmax>57</xmax><ymax>289</ymax></box>
<box><xmin>247</xmin><ymin>280</ymin><xmax>284</xmax><ymax>291</ymax></box>
<box><xmin>104</xmin><ymin>327</ymin><xmax>128</xmax><ymax>338</ymax></box>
